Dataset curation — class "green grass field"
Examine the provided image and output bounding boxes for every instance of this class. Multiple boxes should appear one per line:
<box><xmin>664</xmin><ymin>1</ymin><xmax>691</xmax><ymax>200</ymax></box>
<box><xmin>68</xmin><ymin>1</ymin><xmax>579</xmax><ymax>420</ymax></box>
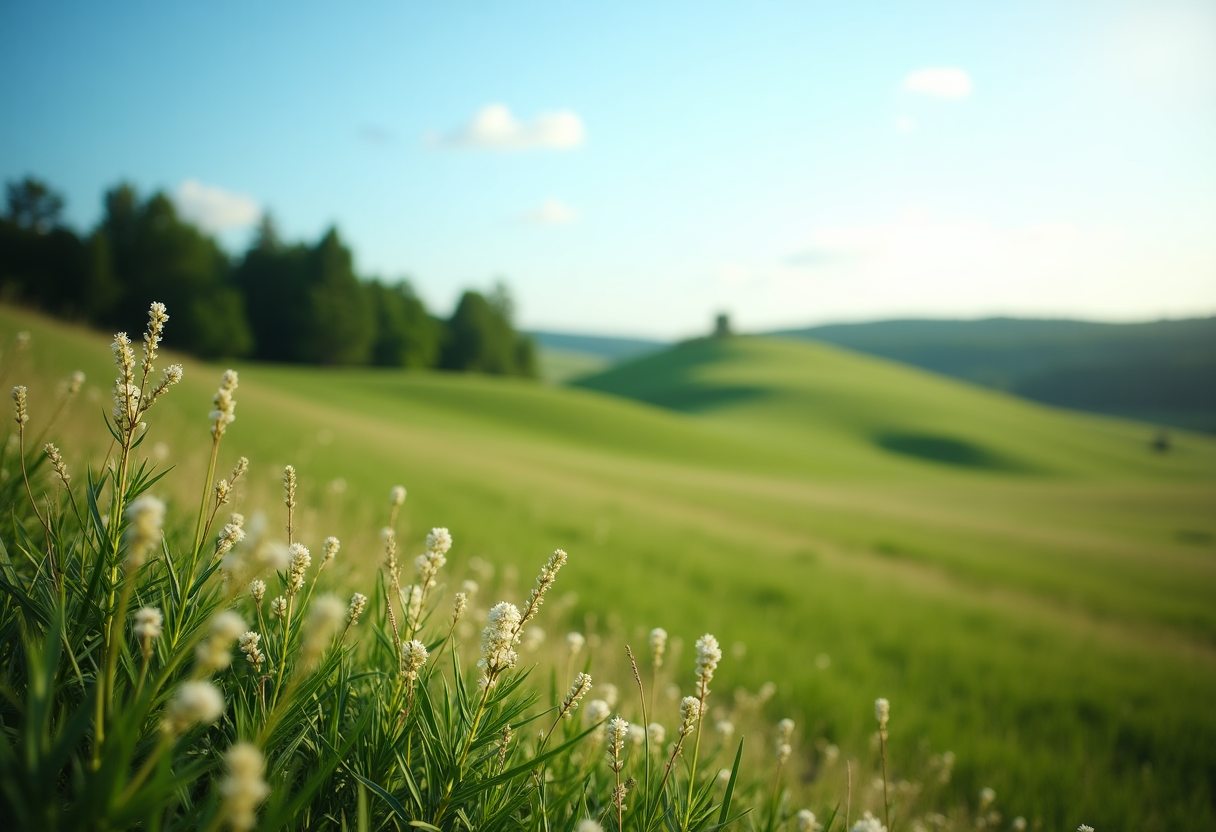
<box><xmin>4</xmin><ymin>306</ymin><xmax>1215</xmax><ymax>831</ymax></box>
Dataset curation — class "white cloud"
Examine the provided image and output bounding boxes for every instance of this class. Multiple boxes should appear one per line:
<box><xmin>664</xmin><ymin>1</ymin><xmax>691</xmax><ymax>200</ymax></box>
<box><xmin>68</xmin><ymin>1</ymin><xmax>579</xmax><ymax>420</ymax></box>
<box><xmin>902</xmin><ymin>67</ymin><xmax>973</xmax><ymax>99</ymax></box>
<box><xmin>784</xmin><ymin>209</ymin><xmax>1117</xmax><ymax>286</ymax></box>
<box><xmin>437</xmin><ymin>104</ymin><xmax>585</xmax><ymax>150</ymax></box>
<box><xmin>174</xmin><ymin>179</ymin><xmax>260</xmax><ymax>232</ymax></box>
<box><xmin>525</xmin><ymin>198</ymin><xmax>578</xmax><ymax>225</ymax></box>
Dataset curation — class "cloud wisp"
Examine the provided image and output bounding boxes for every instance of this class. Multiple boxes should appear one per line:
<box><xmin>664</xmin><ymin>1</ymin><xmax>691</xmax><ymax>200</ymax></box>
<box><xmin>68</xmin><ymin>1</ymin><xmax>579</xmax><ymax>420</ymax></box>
<box><xmin>174</xmin><ymin>179</ymin><xmax>260</xmax><ymax>233</ymax></box>
<box><xmin>525</xmin><ymin>198</ymin><xmax>579</xmax><ymax>225</ymax></box>
<box><xmin>902</xmin><ymin>67</ymin><xmax>974</xmax><ymax>99</ymax></box>
<box><xmin>435</xmin><ymin>104</ymin><xmax>585</xmax><ymax>151</ymax></box>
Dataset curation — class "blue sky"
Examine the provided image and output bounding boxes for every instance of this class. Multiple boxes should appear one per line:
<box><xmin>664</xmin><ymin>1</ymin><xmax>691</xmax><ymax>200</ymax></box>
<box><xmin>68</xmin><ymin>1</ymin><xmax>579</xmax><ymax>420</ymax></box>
<box><xmin>2</xmin><ymin>1</ymin><xmax>1214</xmax><ymax>338</ymax></box>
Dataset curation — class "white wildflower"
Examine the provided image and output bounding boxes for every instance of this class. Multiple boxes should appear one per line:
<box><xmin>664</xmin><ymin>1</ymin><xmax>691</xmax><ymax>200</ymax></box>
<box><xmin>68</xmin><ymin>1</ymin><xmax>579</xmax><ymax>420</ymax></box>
<box><xmin>348</xmin><ymin>592</ymin><xmax>368</xmax><ymax>625</ymax></box>
<box><xmin>567</xmin><ymin>631</ymin><xmax>585</xmax><ymax>655</ymax></box>
<box><xmin>585</xmin><ymin>699</ymin><xmax>611</xmax><ymax>725</ymax></box>
<box><xmin>195</xmin><ymin>610</ymin><xmax>246</xmax><ymax>673</ymax></box>
<box><xmin>11</xmin><ymin>385</ymin><xmax>28</xmax><ymax>426</ymax></box>
<box><xmin>209</xmin><ymin>369</ymin><xmax>238</xmax><ymax>437</ymax></box>
<box><xmin>875</xmin><ymin>697</ymin><xmax>890</xmax><ymax>731</ymax></box>
<box><xmin>163</xmin><ymin>680</ymin><xmax>224</xmax><ymax>734</ymax></box>
<box><xmin>679</xmin><ymin>695</ymin><xmax>701</xmax><ymax>737</ymax></box>
<box><xmin>271</xmin><ymin>596</ymin><xmax>288</xmax><ymax>620</ymax></box>
<box><xmin>477</xmin><ymin>601</ymin><xmax>521</xmax><ymax>685</ymax></box>
<box><xmin>425</xmin><ymin>526</ymin><xmax>451</xmax><ymax>555</ymax></box>
<box><xmin>123</xmin><ymin>495</ymin><xmax>166</xmax><ymax>568</ymax></box>
<box><xmin>402</xmin><ymin>639</ymin><xmax>429</xmax><ymax>682</ymax></box>
<box><xmin>301</xmin><ymin>594</ymin><xmax>345</xmax><ymax>669</ymax></box>
<box><xmin>561</xmin><ymin>672</ymin><xmax>592</xmax><ymax>718</ymax></box>
<box><xmin>849</xmin><ymin>811</ymin><xmax>887</xmax><ymax>832</ymax></box>
<box><xmin>650</xmin><ymin>626</ymin><xmax>667</xmax><ymax>668</ymax></box>
<box><xmin>219</xmin><ymin>742</ymin><xmax>270</xmax><ymax>832</ymax></box>
<box><xmin>606</xmin><ymin>716</ymin><xmax>628</xmax><ymax>771</ymax></box>
<box><xmin>249</xmin><ymin>580</ymin><xmax>266</xmax><ymax>604</ymax></box>
<box><xmin>286</xmin><ymin>543</ymin><xmax>310</xmax><ymax>594</ymax></box>
<box><xmin>321</xmin><ymin>536</ymin><xmax>339</xmax><ymax>565</ymax></box>
<box><xmin>239</xmin><ymin>631</ymin><xmax>265</xmax><ymax>671</ymax></box>
<box><xmin>796</xmin><ymin>809</ymin><xmax>822</xmax><ymax>832</ymax></box>
<box><xmin>648</xmin><ymin>722</ymin><xmax>666</xmax><ymax>745</ymax></box>
<box><xmin>694</xmin><ymin>633</ymin><xmax>721</xmax><ymax>697</ymax></box>
<box><xmin>390</xmin><ymin>485</ymin><xmax>406</xmax><ymax>506</ymax></box>
<box><xmin>215</xmin><ymin>515</ymin><xmax>246</xmax><ymax>558</ymax></box>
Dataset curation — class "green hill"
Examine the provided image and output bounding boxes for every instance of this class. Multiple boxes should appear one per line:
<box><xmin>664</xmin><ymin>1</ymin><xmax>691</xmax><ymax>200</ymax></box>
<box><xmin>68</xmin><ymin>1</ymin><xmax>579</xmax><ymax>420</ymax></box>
<box><xmin>4</xmin><ymin>306</ymin><xmax>1216</xmax><ymax>829</ymax></box>
<box><xmin>574</xmin><ymin>334</ymin><xmax>1216</xmax><ymax>480</ymax></box>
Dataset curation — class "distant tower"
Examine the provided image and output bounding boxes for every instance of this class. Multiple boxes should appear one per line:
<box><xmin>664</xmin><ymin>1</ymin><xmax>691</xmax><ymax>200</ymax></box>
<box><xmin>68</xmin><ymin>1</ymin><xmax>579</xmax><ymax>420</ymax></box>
<box><xmin>713</xmin><ymin>312</ymin><xmax>733</xmax><ymax>338</ymax></box>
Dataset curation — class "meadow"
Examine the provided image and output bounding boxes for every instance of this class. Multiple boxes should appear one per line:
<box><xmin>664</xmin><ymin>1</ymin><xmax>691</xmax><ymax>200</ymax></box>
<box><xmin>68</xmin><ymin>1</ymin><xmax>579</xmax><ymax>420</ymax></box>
<box><xmin>2</xmin><ymin>304</ymin><xmax>1214</xmax><ymax>831</ymax></box>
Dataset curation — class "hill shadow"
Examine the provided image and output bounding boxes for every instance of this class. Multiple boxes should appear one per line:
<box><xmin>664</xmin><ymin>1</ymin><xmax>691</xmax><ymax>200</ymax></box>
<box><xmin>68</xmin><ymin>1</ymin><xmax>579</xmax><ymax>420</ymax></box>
<box><xmin>574</xmin><ymin>338</ymin><xmax>772</xmax><ymax>414</ymax></box>
<box><xmin>874</xmin><ymin>431</ymin><xmax>1038</xmax><ymax>473</ymax></box>
<box><xmin>627</xmin><ymin>382</ymin><xmax>771</xmax><ymax>413</ymax></box>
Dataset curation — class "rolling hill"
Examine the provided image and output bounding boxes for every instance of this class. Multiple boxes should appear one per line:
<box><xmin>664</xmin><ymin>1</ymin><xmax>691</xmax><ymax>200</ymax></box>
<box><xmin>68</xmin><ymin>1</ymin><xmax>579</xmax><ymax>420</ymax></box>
<box><xmin>773</xmin><ymin>317</ymin><xmax>1216</xmax><ymax>433</ymax></box>
<box><xmin>4</xmin><ymin>306</ymin><xmax>1215</xmax><ymax>829</ymax></box>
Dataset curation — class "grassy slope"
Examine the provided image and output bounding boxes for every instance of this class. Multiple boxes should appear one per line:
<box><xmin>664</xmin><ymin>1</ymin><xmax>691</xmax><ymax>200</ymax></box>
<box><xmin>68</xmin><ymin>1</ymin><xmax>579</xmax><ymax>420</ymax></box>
<box><xmin>5</xmin><ymin>307</ymin><xmax>1216</xmax><ymax>830</ymax></box>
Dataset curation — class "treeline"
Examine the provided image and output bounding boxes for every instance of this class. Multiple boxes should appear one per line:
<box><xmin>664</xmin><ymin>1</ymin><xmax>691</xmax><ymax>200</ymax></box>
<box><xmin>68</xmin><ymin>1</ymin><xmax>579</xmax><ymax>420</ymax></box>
<box><xmin>0</xmin><ymin>176</ymin><xmax>536</xmax><ymax>375</ymax></box>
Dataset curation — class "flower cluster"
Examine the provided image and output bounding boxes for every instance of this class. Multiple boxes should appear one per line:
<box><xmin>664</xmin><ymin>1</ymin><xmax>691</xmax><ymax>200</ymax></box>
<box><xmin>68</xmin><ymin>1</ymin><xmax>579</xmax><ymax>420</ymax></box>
<box><xmin>209</xmin><ymin>370</ymin><xmax>239</xmax><ymax>438</ymax></box>
<box><xmin>478</xmin><ymin>601</ymin><xmax>522</xmax><ymax>686</ymax></box>
<box><xmin>694</xmin><ymin>633</ymin><xmax>721</xmax><ymax>698</ymax></box>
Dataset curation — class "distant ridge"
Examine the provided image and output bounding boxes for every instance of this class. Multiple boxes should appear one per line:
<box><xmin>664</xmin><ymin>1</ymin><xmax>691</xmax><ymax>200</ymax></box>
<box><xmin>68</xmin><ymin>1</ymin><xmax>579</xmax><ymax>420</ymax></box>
<box><xmin>769</xmin><ymin>317</ymin><xmax>1216</xmax><ymax>433</ymax></box>
<box><xmin>529</xmin><ymin>330</ymin><xmax>668</xmax><ymax>361</ymax></box>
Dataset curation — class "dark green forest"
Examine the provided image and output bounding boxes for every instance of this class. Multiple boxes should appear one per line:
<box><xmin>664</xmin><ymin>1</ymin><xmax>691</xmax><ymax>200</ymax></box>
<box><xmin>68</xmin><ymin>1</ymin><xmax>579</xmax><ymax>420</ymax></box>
<box><xmin>0</xmin><ymin>176</ymin><xmax>536</xmax><ymax>376</ymax></box>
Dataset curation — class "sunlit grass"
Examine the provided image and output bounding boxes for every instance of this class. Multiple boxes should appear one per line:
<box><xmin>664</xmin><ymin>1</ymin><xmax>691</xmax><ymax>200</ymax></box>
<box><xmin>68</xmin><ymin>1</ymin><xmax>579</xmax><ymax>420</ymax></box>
<box><xmin>4</xmin><ymin>303</ymin><xmax>1210</xmax><ymax>829</ymax></box>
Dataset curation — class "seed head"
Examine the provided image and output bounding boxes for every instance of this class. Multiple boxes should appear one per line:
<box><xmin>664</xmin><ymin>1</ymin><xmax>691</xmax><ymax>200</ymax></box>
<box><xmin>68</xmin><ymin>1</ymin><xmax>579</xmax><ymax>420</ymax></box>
<box><xmin>606</xmin><ymin>716</ymin><xmax>629</xmax><ymax>771</ymax></box>
<box><xmin>68</xmin><ymin>370</ymin><xmax>85</xmax><ymax>395</ymax></box>
<box><xmin>390</xmin><ymin>485</ymin><xmax>406</xmax><ymax>507</ymax></box>
<box><xmin>519</xmin><ymin>548</ymin><xmax>566</xmax><ymax>631</ymax></box>
<box><xmin>567</xmin><ymin>631</ymin><xmax>585</xmax><ymax>655</ymax></box>
<box><xmin>560</xmin><ymin>672</ymin><xmax>593</xmax><ymax>718</ymax></box>
<box><xmin>1077</xmin><ymin>826</ymin><xmax>1094</xmax><ymax>832</ymax></box>
<box><xmin>209</xmin><ymin>370</ymin><xmax>239</xmax><ymax>437</ymax></box>
<box><xmin>271</xmin><ymin>596</ymin><xmax>288</xmax><ymax>619</ymax></box>
<box><xmin>219</xmin><ymin>742</ymin><xmax>270</xmax><ymax>832</ymax></box>
<box><xmin>249</xmin><ymin>580</ymin><xmax>267</xmax><ymax>604</ymax></box>
<box><xmin>141</xmin><ymin>301</ymin><xmax>169</xmax><ymax>377</ymax></box>
<box><xmin>44</xmin><ymin>443</ymin><xmax>70</xmax><ymax>486</ymax></box>
<box><xmin>452</xmin><ymin>591</ymin><xmax>468</xmax><ymax>625</ymax></box>
<box><xmin>283</xmin><ymin>465</ymin><xmax>296</xmax><ymax>508</ymax></box>
<box><xmin>679</xmin><ymin>696</ymin><xmax>702</xmax><ymax>738</ymax></box>
<box><xmin>648</xmin><ymin>722</ymin><xmax>666</xmax><ymax>745</ymax></box>
<box><xmin>11</xmin><ymin>386</ymin><xmax>28</xmax><ymax>426</ymax></box>
<box><xmin>144</xmin><ymin>363</ymin><xmax>183</xmax><ymax>410</ymax></box>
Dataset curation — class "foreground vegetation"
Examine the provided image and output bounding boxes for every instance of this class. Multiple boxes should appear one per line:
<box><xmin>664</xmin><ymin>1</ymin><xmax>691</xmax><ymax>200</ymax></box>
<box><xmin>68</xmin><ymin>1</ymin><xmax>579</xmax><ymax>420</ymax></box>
<box><xmin>4</xmin><ymin>303</ymin><xmax>1211</xmax><ymax>829</ymax></box>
